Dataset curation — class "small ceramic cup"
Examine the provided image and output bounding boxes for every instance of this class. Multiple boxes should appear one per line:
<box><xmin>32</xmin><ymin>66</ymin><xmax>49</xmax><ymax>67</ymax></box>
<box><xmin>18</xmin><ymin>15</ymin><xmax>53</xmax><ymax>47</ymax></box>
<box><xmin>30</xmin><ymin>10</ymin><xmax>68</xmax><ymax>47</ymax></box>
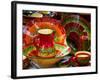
<box><xmin>75</xmin><ymin>51</ymin><xmax>91</xmax><ymax>66</ymax></box>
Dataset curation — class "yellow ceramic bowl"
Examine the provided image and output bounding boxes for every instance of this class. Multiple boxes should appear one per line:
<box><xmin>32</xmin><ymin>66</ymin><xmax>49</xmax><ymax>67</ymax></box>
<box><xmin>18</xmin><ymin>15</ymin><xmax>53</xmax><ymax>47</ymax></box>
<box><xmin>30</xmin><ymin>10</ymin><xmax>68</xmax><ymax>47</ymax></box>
<box><xmin>30</xmin><ymin>56</ymin><xmax>63</xmax><ymax>68</ymax></box>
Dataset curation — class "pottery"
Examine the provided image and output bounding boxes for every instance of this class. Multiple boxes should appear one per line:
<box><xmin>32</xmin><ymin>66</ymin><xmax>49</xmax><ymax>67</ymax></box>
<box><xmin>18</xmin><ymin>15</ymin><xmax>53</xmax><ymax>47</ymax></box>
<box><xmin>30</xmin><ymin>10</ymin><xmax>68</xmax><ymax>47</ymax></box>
<box><xmin>75</xmin><ymin>51</ymin><xmax>91</xmax><ymax>66</ymax></box>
